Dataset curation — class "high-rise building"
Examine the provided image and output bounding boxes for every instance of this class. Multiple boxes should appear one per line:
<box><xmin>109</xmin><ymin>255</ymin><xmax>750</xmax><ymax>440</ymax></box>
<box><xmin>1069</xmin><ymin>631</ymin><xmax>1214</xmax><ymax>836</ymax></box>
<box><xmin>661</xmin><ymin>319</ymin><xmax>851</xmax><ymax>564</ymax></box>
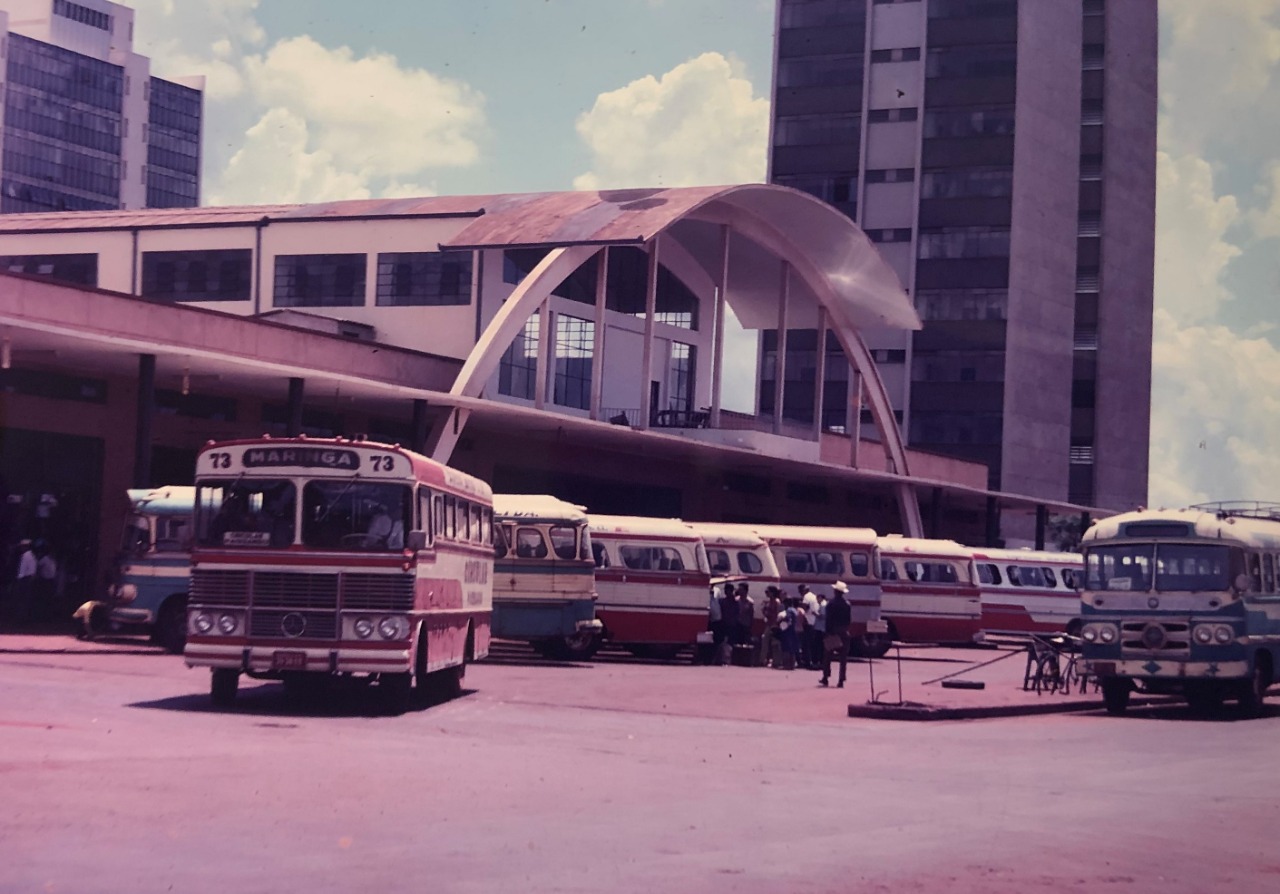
<box><xmin>765</xmin><ymin>0</ymin><xmax>1155</xmax><ymax>515</ymax></box>
<box><xmin>0</xmin><ymin>0</ymin><xmax>203</xmax><ymax>213</ymax></box>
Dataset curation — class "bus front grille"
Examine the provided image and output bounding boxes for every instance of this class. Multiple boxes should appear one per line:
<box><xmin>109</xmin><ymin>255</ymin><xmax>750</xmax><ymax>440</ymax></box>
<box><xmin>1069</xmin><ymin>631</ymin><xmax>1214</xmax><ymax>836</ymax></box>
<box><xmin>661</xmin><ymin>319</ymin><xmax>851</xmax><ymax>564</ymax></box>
<box><xmin>249</xmin><ymin>609</ymin><xmax>338</xmax><ymax>640</ymax></box>
<box><xmin>253</xmin><ymin>572</ymin><xmax>340</xmax><ymax>610</ymax></box>
<box><xmin>190</xmin><ymin>569</ymin><xmax>250</xmax><ymax>606</ymax></box>
<box><xmin>341</xmin><ymin>574</ymin><xmax>415</xmax><ymax>612</ymax></box>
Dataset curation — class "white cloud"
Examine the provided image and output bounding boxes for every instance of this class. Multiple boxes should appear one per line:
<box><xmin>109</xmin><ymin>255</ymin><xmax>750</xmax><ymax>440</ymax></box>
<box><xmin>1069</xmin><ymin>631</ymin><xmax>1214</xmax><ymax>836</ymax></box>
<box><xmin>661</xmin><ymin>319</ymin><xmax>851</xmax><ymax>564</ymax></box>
<box><xmin>1246</xmin><ymin>160</ymin><xmax>1280</xmax><ymax>241</ymax></box>
<box><xmin>127</xmin><ymin>0</ymin><xmax>265</xmax><ymax>99</ymax></box>
<box><xmin>1148</xmin><ymin>309</ymin><xmax>1280</xmax><ymax>507</ymax></box>
<box><xmin>573</xmin><ymin>52</ymin><xmax>768</xmax><ymax>190</ymax></box>
<box><xmin>1160</xmin><ymin>0</ymin><xmax>1280</xmax><ymax>159</ymax></box>
<box><xmin>1153</xmin><ymin>151</ymin><xmax>1243</xmax><ymax>324</ymax></box>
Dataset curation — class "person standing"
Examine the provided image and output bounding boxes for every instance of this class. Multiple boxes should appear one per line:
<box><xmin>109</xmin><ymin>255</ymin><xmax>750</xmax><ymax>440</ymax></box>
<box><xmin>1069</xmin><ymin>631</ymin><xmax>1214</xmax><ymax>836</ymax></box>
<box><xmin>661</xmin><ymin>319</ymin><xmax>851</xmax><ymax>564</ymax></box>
<box><xmin>797</xmin><ymin>584</ymin><xmax>818</xmax><ymax>668</ymax></box>
<box><xmin>715</xmin><ymin>583</ymin><xmax>737</xmax><ymax>664</ymax></box>
<box><xmin>820</xmin><ymin>581</ymin><xmax>854</xmax><ymax>688</ymax></box>
<box><xmin>12</xmin><ymin>539</ymin><xmax>37</xmax><ymax>625</ymax></box>
<box><xmin>810</xmin><ymin>590</ymin><xmax>828</xmax><ymax>669</ymax></box>
<box><xmin>757</xmin><ymin>586</ymin><xmax>784</xmax><ymax>667</ymax></box>
<box><xmin>735</xmin><ymin>582</ymin><xmax>754</xmax><ymax>648</ymax></box>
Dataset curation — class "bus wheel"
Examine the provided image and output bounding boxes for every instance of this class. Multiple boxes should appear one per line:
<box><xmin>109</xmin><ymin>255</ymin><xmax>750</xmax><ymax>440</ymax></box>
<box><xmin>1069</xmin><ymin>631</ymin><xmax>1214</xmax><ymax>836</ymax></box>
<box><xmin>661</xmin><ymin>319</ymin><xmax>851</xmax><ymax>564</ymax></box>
<box><xmin>154</xmin><ymin>598</ymin><xmax>187</xmax><ymax>654</ymax></box>
<box><xmin>211</xmin><ymin>669</ymin><xmax>239</xmax><ymax>707</ymax></box>
<box><xmin>557</xmin><ymin>631</ymin><xmax>600</xmax><ymax>661</ymax></box>
<box><xmin>1101</xmin><ymin>678</ymin><xmax>1131</xmax><ymax>715</ymax></box>
<box><xmin>1238</xmin><ymin>654</ymin><xmax>1271</xmax><ymax>718</ymax></box>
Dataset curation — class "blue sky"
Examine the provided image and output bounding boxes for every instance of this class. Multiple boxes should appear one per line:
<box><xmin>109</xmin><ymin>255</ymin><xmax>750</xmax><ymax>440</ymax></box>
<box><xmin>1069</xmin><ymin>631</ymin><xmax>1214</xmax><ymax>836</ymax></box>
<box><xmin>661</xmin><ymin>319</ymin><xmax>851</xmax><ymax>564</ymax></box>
<box><xmin>127</xmin><ymin>0</ymin><xmax>1280</xmax><ymax>508</ymax></box>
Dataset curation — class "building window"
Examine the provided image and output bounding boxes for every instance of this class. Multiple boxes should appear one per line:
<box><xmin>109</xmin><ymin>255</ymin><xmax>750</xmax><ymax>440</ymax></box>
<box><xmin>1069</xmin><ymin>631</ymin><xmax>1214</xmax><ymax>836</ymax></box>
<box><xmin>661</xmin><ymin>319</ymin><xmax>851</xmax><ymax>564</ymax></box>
<box><xmin>865</xmin><ymin>168</ymin><xmax>915</xmax><ymax>183</ymax></box>
<box><xmin>926</xmin><ymin>45</ymin><xmax>1017</xmax><ymax>79</ymax></box>
<box><xmin>915</xmin><ymin>288</ymin><xmax>1007</xmax><ymax>321</ymax></box>
<box><xmin>778</xmin><ymin>54</ymin><xmax>864</xmax><ymax>88</ymax></box>
<box><xmin>868</xmin><ymin>107</ymin><xmax>919</xmax><ymax>123</ymax></box>
<box><xmin>923</xmin><ymin>107</ymin><xmax>1015</xmax><ymax>139</ymax></box>
<box><xmin>53</xmin><ymin>0</ymin><xmax>111</xmax><ymax>31</ymax></box>
<box><xmin>141</xmin><ymin>250</ymin><xmax>251</xmax><ymax>302</ymax></box>
<box><xmin>774</xmin><ymin>174</ymin><xmax>858</xmax><ymax>206</ymax></box>
<box><xmin>0</xmin><ymin>253</ymin><xmax>97</xmax><ymax>287</ymax></box>
<box><xmin>912</xmin><ymin>351</ymin><xmax>1005</xmax><ymax>382</ymax></box>
<box><xmin>375</xmin><ymin>252</ymin><xmax>471</xmax><ymax>306</ymax></box>
<box><xmin>871</xmin><ymin>349</ymin><xmax>907</xmax><ymax>363</ymax></box>
<box><xmin>499</xmin><ymin>313</ymin><xmax>540</xmax><ymax>401</ymax></box>
<box><xmin>668</xmin><ymin>342</ymin><xmax>696</xmax><ymax>413</ymax></box>
<box><xmin>273</xmin><ymin>254</ymin><xmax>366</xmax><ymax>308</ymax></box>
<box><xmin>554</xmin><ymin>315</ymin><xmax>593</xmax><ymax>410</ymax></box>
<box><xmin>917</xmin><ymin>227</ymin><xmax>1011</xmax><ymax>259</ymax></box>
<box><xmin>146</xmin><ymin>78</ymin><xmax>201</xmax><ymax>208</ymax></box>
<box><xmin>780</xmin><ymin>1</ymin><xmax>865</xmax><ymax>28</ymax></box>
<box><xmin>928</xmin><ymin>0</ymin><xmax>1017</xmax><ymax>19</ymax></box>
<box><xmin>1082</xmin><ymin>44</ymin><xmax>1105</xmax><ymax>71</ymax></box>
<box><xmin>869</xmin><ymin>229</ymin><xmax>913</xmax><ymax>244</ymax></box>
<box><xmin>871</xmin><ymin>48</ymin><xmax>921</xmax><ymax>63</ymax></box>
<box><xmin>921</xmin><ymin>167</ymin><xmax>1011</xmax><ymax>199</ymax></box>
<box><xmin>775</xmin><ymin>113</ymin><xmax>861</xmax><ymax>146</ymax></box>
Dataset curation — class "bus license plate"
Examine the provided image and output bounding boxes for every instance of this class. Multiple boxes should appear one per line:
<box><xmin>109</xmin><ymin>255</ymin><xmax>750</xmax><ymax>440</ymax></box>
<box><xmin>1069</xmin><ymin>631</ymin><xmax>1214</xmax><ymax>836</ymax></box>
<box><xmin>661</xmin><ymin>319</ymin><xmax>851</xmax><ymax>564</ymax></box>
<box><xmin>271</xmin><ymin>650</ymin><xmax>307</xmax><ymax>671</ymax></box>
<box><xmin>866</xmin><ymin>620</ymin><xmax>889</xmax><ymax>634</ymax></box>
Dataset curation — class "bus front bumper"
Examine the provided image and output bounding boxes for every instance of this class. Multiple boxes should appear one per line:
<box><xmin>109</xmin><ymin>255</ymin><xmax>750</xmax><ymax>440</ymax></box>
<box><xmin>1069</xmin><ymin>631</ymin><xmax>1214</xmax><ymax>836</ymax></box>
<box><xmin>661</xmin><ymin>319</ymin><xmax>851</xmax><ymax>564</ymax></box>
<box><xmin>185</xmin><ymin>642</ymin><xmax>411</xmax><ymax>675</ymax></box>
<box><xmin>1085</xmin><ymin>658</ymin><xmax>1249</xmax><ymax>680</ymax></box>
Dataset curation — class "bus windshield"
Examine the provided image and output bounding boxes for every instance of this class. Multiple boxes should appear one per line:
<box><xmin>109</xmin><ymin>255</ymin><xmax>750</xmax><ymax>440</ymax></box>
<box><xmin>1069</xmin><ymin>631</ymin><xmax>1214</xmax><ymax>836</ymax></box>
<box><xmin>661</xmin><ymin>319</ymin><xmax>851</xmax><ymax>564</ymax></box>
<box><xmin>196</xmin><ymin>480</ymin><xmax>296</xmax><ymax>548</ymax></box>
<box><xmin>301</xmin><ymin>480</ymin><xmax>412</xmax><ymax>551</ymax></box>
<box><xmin>1086</xmin><ymin>543</ymin><xmax>1232</xmax><ymax>593</ymax></box>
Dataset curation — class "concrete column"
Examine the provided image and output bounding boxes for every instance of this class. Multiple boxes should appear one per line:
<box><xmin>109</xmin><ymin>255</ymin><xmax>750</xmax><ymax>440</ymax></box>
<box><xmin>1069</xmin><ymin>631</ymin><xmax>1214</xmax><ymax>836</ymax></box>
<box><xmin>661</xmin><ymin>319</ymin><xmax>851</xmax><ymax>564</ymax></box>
<box><xmin>133</xmin><ymin>354</ymin><xmax>155</xmax><ymax>488</ymax></box>
<box><xmin>639</xmin><ymin>236</ymin><xmax>660</xmax><ymax>430</ymax></box>
<box><xmin>813</xmin><ymin>306</ymin><xmax>829</xmax><ymax>440</ymax></box>
<box><xmin>590</xmin><ymin>248</ymin><xmax>608</xmax><ymax>420</ymax></box>
<box><xmin>535</xmin><ymin>301</ymin><xmax>552</xmax><ymax>411</ymax></box>
<box><xmin>286</xmin><ymin>377</ymin><xmax>305</xmax><ymax>436</ymax></box>
<box><xmin>849</xmin><ymin>371</ymin><xmax>863</xmax><ymax>468</ymax></box>
<box><xmin>986</xmin><ymin>496</ymin><xmax>1001</xmax><ymax>548</ymax></box>
<box><xmin>710</xmin><ymin>225</ymin><xmax>729</xmax><ymax>428</ymax></box>
<box><xmin>1035</xmin><ymin>504</ymin><xmax>1048</xmax><ymax>551</ymax></box>
<box><xmin>773</xmin><ymin>261</ymin><xmax>790</xmax><ymax>435</ymax></box>
<box><xmin>411</xmin><ymin>399</ymin><xmax>430</xmax><ymax>455</ymax></box>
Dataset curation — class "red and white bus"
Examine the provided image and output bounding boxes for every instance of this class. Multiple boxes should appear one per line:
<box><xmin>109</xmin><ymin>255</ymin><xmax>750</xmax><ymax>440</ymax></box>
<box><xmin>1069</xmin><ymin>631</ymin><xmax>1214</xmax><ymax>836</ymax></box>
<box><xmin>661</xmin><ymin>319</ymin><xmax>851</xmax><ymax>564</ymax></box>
<box><xmin>970</xmin><ymin>547</ymin><xmax>1083</xmax><ymax>637</ymax></box>
<box><xmin>739</xmin><ymin>524</ymin><xmax>888</xmax><ymax>655</ymax></box>
<box><xmin>588</xmin><ymin>514</ymin><xmax>711</xmax><ymax>658</ymax></box>
<box><xmin>876</xmin><ymin>536</ymin><xmax>983</xmax><ymax>646</ymax></box>
<box><xmin>184</xmin><ymin>436</ymin><xmax>493</xmax><ymax>712</ymax></box>
<box><xmin>686</xmin><ymin>522</ymin><xmax>781</xmax><ymax>636</ymax></box>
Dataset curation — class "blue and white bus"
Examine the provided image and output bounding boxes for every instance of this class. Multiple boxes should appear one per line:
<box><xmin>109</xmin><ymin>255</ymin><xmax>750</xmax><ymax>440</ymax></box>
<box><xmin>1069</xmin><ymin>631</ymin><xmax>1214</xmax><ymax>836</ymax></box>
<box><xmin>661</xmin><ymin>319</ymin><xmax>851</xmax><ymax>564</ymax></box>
<box><xmin>1079</xmin><ymin>503</ymin><xmax>1280</xmax><ymax>715</ymax></box>
<box><xmin>492</xmin><ymin>494</ymin><xmax>601</xmax><ymax>659</ymax></box>
<box><xmin>95</xmin><ymin>486</ymin><xmax>195</xmax><ymax>653</ymax></box>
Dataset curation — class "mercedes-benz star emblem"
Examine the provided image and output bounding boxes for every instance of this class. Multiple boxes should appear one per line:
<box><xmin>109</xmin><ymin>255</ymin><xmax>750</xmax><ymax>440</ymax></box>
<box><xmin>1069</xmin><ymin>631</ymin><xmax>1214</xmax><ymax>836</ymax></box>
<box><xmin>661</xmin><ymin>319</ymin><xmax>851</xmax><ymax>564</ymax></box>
<box><xmin>281</xmin><ymin>612</ymin><xmax>307</xmax><ymax>638</ymax></box>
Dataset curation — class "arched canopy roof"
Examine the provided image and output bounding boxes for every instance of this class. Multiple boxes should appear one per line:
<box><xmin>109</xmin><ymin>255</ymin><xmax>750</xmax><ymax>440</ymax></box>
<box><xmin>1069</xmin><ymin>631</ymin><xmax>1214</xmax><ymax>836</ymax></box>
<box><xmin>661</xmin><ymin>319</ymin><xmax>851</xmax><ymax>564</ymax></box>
<box><xmin>440</xmin><ymin>184</ymin><xmax>920</xmax><ymax>333</ymax></box>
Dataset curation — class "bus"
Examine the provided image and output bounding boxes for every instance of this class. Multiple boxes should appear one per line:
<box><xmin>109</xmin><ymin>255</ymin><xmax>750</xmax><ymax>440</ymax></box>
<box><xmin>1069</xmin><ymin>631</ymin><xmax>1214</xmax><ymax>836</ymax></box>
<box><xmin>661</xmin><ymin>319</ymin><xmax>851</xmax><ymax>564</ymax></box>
<box><xmin>686</xmin><ymin>522</ymin><xmax>781</xmax><ymax>637</ymax></box>
<box><xmin>94</xmin><ymin>486</ymin><xmax>195</xmax><ymax>653</ymax></box>
<box><xmin>183</xmin><ymin>436</ymin><xmax>493</xmax><ymax>712</ymax></box>
<box><xmin>492</xmin><ymin>494</ymin><xmax>602</xmax><ymax>660</ymax></box>
<box><xmin>970</xmin><ymin>547</ymin><xmax>1084</xmax><ymax>638</ymax></box>
<box><xmin>588</xmin><ymin>514</ymin><xmax>712</xmax><ymax>658</ymax></box>
<box><xmin>876</xmin><ymin>536</ymin><xmax>983</xmax><ymax>647</ymax></box>
<box><xmin>734</xmin><ymin>524</ymin><xmax>888</xmax><ymax>657</ymax></box>
<box><xmin>1079</xmin><ymin>503</ymin><xmax>1280</xmax><ymax>715</ymax></box>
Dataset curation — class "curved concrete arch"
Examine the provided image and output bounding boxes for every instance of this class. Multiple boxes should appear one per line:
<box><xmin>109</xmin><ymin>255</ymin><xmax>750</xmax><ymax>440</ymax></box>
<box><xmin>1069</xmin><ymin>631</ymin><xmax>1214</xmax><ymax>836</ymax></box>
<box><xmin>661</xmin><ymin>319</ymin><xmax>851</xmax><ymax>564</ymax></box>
<box><xmin>429</xmin><ymin>244</ymin><xmax>599</xmax><ymax>461</ymax></box>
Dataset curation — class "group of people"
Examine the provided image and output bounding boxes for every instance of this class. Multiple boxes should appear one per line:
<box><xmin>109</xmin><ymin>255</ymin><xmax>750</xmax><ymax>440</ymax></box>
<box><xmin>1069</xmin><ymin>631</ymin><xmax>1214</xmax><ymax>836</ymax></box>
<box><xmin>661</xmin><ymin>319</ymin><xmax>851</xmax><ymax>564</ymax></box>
<box><xmin>707</xmin><ymin>579</ymin><xmax>854</xmax><ymax>688</ymax></box>
<box><xmin>4</xmin><ymin>538</ymin><xmax>60</xmax><ymax>626</ymax></box>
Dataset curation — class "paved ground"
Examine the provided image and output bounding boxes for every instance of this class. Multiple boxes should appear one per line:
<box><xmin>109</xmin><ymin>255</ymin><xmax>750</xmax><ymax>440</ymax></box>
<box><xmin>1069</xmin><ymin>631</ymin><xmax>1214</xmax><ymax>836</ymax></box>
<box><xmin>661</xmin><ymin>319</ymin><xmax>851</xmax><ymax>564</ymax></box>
<box><xmin>2</xmin><ymin>632</ymin><xmax>1278</xmax><ymax>893</ymax></box>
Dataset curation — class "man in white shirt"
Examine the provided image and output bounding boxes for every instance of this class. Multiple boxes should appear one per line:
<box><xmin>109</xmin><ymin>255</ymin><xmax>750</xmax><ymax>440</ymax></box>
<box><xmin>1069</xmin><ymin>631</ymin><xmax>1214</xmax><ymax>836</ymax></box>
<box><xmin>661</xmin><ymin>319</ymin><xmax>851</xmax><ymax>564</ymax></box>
<box><xmin>11</xmin><ymin>539</ymin><xmax>37</xmax><ymax>624</ymax></box>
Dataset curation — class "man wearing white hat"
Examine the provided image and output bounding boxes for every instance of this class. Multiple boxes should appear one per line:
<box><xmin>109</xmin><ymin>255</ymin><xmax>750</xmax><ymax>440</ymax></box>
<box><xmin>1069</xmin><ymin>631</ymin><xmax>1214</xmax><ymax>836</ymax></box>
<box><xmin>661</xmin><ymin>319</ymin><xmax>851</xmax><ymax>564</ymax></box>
<box><xmin>819</xmin><ymin>580</ymin><xmax>853</xmax><ymax>688</ymax></box>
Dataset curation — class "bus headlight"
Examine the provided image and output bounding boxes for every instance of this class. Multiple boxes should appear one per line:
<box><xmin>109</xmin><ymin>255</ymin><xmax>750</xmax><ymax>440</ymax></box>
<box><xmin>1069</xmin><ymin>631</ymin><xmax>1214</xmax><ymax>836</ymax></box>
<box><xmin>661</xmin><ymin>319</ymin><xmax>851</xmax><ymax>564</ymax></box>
<box><xmin>377</xmin><ymin>616</ymin><xmax>408</xmax><ymax>640</ymax></box>
<box><xmin>116</xmin><ymin>583</ymin><xmax>138</xmax><ymax>604</ymax></box>
<box><xmin>1213</xmin><ymin>625</ymin><xmax>1234</xmax><ymax>644</ymax></box>
<box><xmin>193</xmin><ymin>612</ymin><xmax>214</xmax><ymax>634</ymax></box>
<box><xmin>1098</xmin><ymin>625</ymin><xmax>1117</xmax><ymax>644</ymax></box>
<box><xmin>1081</xmin><ymin>625</ymin><xmax>1098</xmax><ymax>643</ymax></box>
<box><xmin>217</xmin><ymin>613</ymin><xmax>239</xmax><ymax>635</ymax></box>
<box><xmin>353</xmin><ymin>617</ymin><xmax>375</xmax><ymax>639</ymax></box>
<box><xmin>1193</xmin><ymin>625</ymin><xmax>1214</xmax><ymax>644</ymax></box>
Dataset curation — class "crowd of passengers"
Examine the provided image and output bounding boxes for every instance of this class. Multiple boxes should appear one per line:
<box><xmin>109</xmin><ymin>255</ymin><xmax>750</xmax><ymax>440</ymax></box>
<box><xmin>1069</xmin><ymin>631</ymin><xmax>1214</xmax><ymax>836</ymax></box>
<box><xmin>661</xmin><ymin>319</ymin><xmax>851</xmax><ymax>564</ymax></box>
<box><xmin>706</xmin><ymin>580</ymin><xmax>853</xmax><ymax>688</ymax></box>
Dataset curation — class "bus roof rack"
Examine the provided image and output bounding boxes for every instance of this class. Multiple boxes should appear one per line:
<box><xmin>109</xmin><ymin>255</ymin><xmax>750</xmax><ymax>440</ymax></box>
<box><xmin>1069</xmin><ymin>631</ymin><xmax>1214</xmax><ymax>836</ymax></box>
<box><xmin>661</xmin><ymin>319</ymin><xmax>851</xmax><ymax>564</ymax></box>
<box><xmin>1190</xmin><ymin>501</ymin><xmax>1280</xmax><ymax>521</ymax></box>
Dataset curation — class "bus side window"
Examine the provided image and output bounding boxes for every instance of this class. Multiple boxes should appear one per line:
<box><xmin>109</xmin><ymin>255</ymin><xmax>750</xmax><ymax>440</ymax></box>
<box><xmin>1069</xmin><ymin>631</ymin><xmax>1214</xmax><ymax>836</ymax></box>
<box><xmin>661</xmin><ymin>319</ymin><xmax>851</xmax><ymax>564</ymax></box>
<box><xmin>1249</xmin><ymin>553</ymin><xmax>1263</xmax><ymax>592</ymax></box>
<box><xmin>432</xmin><ymin>494</ymin><xmax>443</xmax><ymax>545</ymax></box>
<box><xmin>707</xmin><ymin>549</ymin><xmax>730</xmax><ymax>574</ymax></box>
<box><xmin>849</xmin><ymin>552</ymin><xmax>870</xmax><ymax>578</ymax></box>
<box><xmin>592</xmin><ymin>541</ymin><xmax>610</xmax><ymax>568</ymax></box>
<box><xmin>879</xmin><ymin>559</ymin><xmax>898</xmax><ymax>581</ymax></box>
<box><xmin>1264</xmin><ymin>554</ymin><xmax>1276</xmax><ymax>593</ymax></box>
<box><xmin>661</xmin><ymin>548</ymin><xmax>685</xmax><ymax>571</ymax></box>
<box><xmin>494</xmin><ymin>523</ymin><xmax>510</xmax><ymax>559</ymax></box>
<box><xmin>1042</xmin><ymin>567</ymin><xmax>1058</xmax><ymax>588</ymax></box>
<box><xmin>937</xmin><ymin>563</ymin><xmax>958</xmax><ymax>583</ymax></box>
<box><xmin>976</xmin><ymin>563</ymin><xmax>1000</xmax><ymax>585</ymax></box>
<box><xmin>786</xmin><ymin>552</ymin><xmax>815</xmax><ymax>574</ymax></box>
<box><xmin>815</xmin><ymin>551</ymin><xmax>844</xmax><ymax>576</ymax></box>
<box><xmin>1006</xmin><ymin>565</ymin><xmax>1022</xmax><ymax>586</ymax></box>
<box><xmin>620</xmin><ymin>545</ymin><xmax>650</xmax><ymax>570</ymax></box>
<box><xmin>737</xmin><ymin>552</ymin><xmax>763</xmax><ymax>575</ymax></box>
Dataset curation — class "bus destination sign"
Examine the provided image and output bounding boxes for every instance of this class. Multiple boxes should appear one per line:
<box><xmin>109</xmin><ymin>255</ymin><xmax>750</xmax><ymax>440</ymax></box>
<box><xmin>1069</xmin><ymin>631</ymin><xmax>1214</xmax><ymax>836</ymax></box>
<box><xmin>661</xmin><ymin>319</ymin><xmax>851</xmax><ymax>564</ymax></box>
<box><xmin>242</xmin><ymin>447</ymin><xmax>361</xmax><ymax>470</ymax></box>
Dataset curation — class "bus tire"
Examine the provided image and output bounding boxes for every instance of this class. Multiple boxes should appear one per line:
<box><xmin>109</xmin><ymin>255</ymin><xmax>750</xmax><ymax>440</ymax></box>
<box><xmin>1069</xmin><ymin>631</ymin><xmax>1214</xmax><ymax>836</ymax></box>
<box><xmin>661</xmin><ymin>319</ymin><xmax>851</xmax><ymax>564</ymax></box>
<box><xmin>1101</xmin><ymin>678</ymin><xmax>1131</xmax><ymax>715</ymax></box>
<box><xmin>211</xmin><ymin>668</ymin><xmax>239</xmax><ymax>707</ymax></box>
<box><xmin>154</xmin><ymin>597</ymin><xmax>188</xmax><ymax>654</ymax></box>
<box><xmin>381</xmin><ymin>672</ymin><xmax>413</xmax><ymax>715</ymax></box>
<box><xmin>1238</xmin><ymin>653</ymin><xmax>1271</xmax><ymax>718</ymax></box>
<box><xmin>1183</xmin><ymin>682</ymin><xmax>1223</xmax><ymax>714</ymax></box>
<box><xmin>850</xmin><ymin>632</ymin><xmax>892</xmax><ymax>659</ymax></box>
<box><xmin>556</xmin><ymin>631</ymin><xmax>600</xmax><ymax>661</ymax></box>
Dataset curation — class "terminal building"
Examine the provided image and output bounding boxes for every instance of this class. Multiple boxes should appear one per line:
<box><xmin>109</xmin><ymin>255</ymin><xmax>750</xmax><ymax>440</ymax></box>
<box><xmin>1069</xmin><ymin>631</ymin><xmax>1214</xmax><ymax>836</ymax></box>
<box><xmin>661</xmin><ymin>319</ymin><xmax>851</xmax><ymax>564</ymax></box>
<box><xmin>766</xmin><ymin>0</ymin><xmax>1156</xmax><ymax>512</ymax></box>
<box><xmin>0</xmin><ymin>0</ymin><xmax>204</xmax><ymax>213</ymax></box>
<box><xmin>0</xmin><ymin>186</ymin><xmax>1097</xmax><ymax>606</ymax></box>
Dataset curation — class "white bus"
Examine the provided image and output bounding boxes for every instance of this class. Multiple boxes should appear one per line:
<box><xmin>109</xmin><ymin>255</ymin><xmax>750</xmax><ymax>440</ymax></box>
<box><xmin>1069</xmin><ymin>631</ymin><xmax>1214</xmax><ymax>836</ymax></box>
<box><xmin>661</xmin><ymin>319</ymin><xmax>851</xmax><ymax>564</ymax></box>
<box><xmin>876</xmin><ymin>536</ymin><xmax>983</xmax><ymax>646</ymax></box>
<box><xmin>970</xmin><ymin>547</ymin><xmax>1083</xmax><ymax>638</ymax></box>
<box><xmin>588</xmin><ymin>514</ymin><xmax>712</xmax><ymax>659</ymax></box>
<box><xmin>492</xmin><ymin>494</ymin><xmax>602</xmax><ymax>660</ymax></box>
<box><xmin>184</xmin><ymin>436</ymin><xmax>493</xmax><ymax>713</ymax></box>
<box><xmin>686</xmin><ymin>521</ymin><xmax>781</xmax><ymax>636</ymax></box>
